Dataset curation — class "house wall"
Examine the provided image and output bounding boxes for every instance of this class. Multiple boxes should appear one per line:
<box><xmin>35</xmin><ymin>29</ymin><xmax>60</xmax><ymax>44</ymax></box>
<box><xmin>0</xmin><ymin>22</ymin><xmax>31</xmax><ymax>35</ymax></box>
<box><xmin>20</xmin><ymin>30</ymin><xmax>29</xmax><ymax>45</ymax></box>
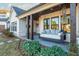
<box><xmin>19</xmin><ymin>19</ymin><xmax>27</xmax><ymax>37</ymax></box>
<box><xmin>33</xmin><ymin>20</ymin><xmax>36</xmax><ymax>33</ymax></box>
<box><xmin>33</xmin><ymin>20</ymin><xmax>39</xmax><ymax>34</ymax></box>
<box><xmin>10</xmin><ymin>9</ymin><xmax>19</xmax><ymax>36</ymax></box>
<box><xmin>10</xmin><ymin>8</ymin><xmax>27</xmax><ymax>37</ymax></box>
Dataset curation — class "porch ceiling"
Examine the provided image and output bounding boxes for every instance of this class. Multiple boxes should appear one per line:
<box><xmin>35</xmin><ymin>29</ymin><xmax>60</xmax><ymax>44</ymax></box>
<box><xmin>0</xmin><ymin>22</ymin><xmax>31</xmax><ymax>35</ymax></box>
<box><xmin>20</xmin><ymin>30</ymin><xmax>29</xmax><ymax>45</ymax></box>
<box><xmin>32</xmin><ymin>3</ymin><xmax>70</xmax><ymax>20</ymax></box>
<box><xmin>17</xmin><ymin>3</ymin><xmax>61</xmax><ymax>19</ymax></box>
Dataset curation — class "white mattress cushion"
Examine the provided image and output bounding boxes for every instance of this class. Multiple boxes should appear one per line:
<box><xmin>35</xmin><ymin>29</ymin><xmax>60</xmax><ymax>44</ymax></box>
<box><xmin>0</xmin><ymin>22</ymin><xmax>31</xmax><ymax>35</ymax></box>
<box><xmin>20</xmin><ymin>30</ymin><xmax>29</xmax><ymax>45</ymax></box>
<box><xmin>40</xmin><ymin>34</ymin><xmax>61</xmax><ymax>40</ymax></box>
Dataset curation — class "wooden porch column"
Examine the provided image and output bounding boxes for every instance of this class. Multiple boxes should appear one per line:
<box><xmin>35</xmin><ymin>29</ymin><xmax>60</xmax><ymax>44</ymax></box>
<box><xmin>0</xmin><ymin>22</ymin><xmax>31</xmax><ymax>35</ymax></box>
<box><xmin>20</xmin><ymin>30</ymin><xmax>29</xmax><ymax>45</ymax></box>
<box><xmin>27</xmin><ymin>16</ymin><xmax>30</xmax><ymax>39</ymax></box>
<box><xmin>30</xmin><ymin>15</ymin><xmax>34</xmax><ymax>40</ymax></box>
<box><xmin>70</xmin><ymin>3</ymin><xmax>77</xmax><ymax>55</ymax></box>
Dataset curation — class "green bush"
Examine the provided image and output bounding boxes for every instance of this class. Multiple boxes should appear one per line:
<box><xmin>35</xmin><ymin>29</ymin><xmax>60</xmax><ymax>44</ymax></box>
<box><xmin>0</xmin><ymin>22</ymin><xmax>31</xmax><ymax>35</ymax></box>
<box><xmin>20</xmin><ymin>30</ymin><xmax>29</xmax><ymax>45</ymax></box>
<box><xmin>51</xmin><ymin>46</ymin><xmax>68</xmax><ymax>56</ymax></box>
<box><xmin>3</xmin><ymin>29</ymin><xmax>14</xmax><ymax>37</ymax></box>
<box><xmin>38</xmin><ymin>47</ymin><xmax>55</xmax><ymax>56</ymax></box>
<box><xmin>22</xmin><ymin>41</ymin><xmax>68</xmax><ymax>56</ymax></box>
<box><xmin>38</xmin><ymin>46</ymin><xmax>68</xmax><ymax>56</ymax></box>
<box><xmin>22</xmin><ymin>41</ymin><xmax>41</xmax><ymax>56</ymax></box>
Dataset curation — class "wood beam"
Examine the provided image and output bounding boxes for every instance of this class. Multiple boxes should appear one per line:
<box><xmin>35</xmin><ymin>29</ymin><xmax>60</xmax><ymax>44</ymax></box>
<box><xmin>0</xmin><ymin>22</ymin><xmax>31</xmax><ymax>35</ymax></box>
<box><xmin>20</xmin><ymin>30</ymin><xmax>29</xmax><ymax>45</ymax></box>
<box><xmin>27</xmin><ymin>16</ymin><xmax>30</xmax><ymax>39</ymax></box>
<box><xmin>70</xmin><ymin>3</ymin><xmax>77</xmax><ymax>55</ymax></box>
<box><xmin>30</xmin><ymin>15</ymin><xmax>34</xmax><ymax>40</ymax></box>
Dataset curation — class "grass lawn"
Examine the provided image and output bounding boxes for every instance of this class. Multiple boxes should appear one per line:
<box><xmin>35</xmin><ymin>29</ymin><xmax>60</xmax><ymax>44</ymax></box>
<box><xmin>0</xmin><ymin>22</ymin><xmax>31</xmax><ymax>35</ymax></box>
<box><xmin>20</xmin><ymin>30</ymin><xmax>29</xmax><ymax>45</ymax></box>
<box><xmin>0</xmin><ymin>35</ymin><xmax>17</xmax><ymax>42</ymax></box>
<box><xmin>0</xmin><ymin>35</ymin><xmax>7</xmax><ymax>42</ymax></box>
<box><xmin>0</xmin><ymin>35</ymin><xmax>22</xmax><ymax>56</ymax></box>
<box><xmin>0</xmin><ymin>40</ymin><xmax>22</xmax><ymax>56</ymax></box>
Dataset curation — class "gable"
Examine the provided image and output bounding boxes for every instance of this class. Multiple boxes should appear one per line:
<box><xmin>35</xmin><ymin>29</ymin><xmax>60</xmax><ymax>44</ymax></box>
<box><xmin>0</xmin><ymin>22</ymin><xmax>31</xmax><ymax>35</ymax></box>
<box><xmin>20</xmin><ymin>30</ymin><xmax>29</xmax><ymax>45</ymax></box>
<box><xmin>12</xmin><ymin>6</ymin><xmax>25</xmax><ymax>16</ymax></box>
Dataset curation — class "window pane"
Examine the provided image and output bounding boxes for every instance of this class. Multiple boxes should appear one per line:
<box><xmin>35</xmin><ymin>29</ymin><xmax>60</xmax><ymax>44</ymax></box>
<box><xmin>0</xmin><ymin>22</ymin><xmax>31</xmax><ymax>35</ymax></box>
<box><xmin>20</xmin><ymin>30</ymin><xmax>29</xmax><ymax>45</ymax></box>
<box><xmin>11</xmin><ymin>22</ymin><xmax>17</xmax><ymax>32</ymax></box>
<box><xmin>44</xmin><ymin>18</ymin><xmax>50</xmax><ymax>30</ymax></box>
<box><xmin>51</xmin><ymin>17</ymin><xmax>59</xmax><ymax>30</ymax></box>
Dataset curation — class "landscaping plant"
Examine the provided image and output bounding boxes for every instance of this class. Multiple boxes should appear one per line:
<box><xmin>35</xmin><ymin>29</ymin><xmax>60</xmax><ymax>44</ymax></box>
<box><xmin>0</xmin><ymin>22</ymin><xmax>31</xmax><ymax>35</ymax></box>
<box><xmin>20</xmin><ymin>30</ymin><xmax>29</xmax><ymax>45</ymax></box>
<box><xmin>22</xmin><ymin>40</ymin><xmax>41</xmax><ymax>56</ymax></box>
<box><xmin>22</xmin><ymin>40</ymin><xmax>68</xmax><ymax>56</ymax></box>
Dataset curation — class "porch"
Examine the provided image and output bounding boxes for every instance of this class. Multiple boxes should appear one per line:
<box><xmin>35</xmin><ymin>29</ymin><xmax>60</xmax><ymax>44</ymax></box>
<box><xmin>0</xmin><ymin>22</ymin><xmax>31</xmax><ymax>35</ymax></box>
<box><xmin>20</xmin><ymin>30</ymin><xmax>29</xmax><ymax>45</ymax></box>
<box><xmin>20</xmin><ymin>34</ymin><xmax>69</xmax><ymax>52</ymax></box>
<box><xmin>20</xmin><ymin>34</ymin><xmax>79</xmax><ymax>52</ymax></box>
<box><xmin>18</xmin><ymin>3</ymin><xmax>78</xmax><ymax>54</ymax></box>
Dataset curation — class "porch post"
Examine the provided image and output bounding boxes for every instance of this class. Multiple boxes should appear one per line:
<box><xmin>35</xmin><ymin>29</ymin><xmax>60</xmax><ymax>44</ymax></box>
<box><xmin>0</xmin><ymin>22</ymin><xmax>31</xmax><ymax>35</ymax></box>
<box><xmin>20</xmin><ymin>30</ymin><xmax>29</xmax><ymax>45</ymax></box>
<box><xmin>27</xmin><ymin>16</ymin><xmax>30</xmax><ymax>39</ymax></box>
<box><xmin>30</xmin><ymin>15</ymin><xmax>34</xmax><ymax>40</ymax></box>
<box><xmin>70</xmin><ymin>3</ymin><xmax>77</xmax><ymax>55</ymax></box>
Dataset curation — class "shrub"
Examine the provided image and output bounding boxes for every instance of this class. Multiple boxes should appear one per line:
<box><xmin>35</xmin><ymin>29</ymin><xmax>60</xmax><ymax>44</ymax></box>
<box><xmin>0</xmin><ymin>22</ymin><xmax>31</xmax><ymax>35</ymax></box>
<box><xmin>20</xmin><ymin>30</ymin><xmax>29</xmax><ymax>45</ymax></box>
<box><xmin>22</xmin><ymin>41</ymin><xmax>68</xmax><ymax>56</ymax></box>
<box><xmin>22</xmin><ymin>40</ymin><xmax>41</xmax><ymax>56</ymax></box>
<box><xmin>38</xmin><ymin>46</ymin><xmax>68</xmax><ymax>56</ymax></box>
<box><xmin>51</xmin><ymin>46</ymin><xmax>68</xmax><ymax>56</ymax></box>
<box><xmin>3</xmin><ymin>29</ymin><xmax>14</xmax><ymax>37</ymax></box>
<box><xmin>38</xmin><ymin>47</ymin><xmax>55</xmax><ymax>56</ymax></box>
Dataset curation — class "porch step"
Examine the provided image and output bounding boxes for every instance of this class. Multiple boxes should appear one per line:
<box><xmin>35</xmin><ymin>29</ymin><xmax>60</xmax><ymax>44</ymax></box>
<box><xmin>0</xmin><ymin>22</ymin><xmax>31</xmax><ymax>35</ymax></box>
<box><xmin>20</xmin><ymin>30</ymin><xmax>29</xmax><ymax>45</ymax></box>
<box><xmin>38</xmin><ymin>39</ymin><xmax>68</xmax><ymax>52</ymax></box>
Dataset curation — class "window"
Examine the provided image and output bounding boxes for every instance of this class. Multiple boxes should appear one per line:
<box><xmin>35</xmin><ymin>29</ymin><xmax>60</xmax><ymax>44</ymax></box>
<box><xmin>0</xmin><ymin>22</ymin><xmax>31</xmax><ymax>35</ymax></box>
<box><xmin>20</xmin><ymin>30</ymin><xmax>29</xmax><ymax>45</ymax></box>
<box><xmin>51</xmin><ymin>17</ymin><xmax>59</xmax><ymax>30</ymax></box>
<box><xmin>61</xmin><ymin>15</ymin><xmax>70</xmax><ymax>32</ymax></box>
<box><xmin>43</xmin><ymin>18</ymin><xmax>50</xmax><ymax>30</ymax></box>
<box><xmin>11</xmin><ymin>22</ymin><xmax>17</xmax><ymax>32</ymax></box>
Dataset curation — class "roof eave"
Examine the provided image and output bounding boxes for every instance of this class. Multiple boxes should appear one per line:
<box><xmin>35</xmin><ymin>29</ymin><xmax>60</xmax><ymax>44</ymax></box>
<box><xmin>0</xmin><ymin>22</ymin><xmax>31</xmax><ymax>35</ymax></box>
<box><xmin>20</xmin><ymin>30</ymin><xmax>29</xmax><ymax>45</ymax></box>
<box><xmin>17</xmin><ymin>3</ymin><xmax>61</xmax><ymax>19</ymax></box>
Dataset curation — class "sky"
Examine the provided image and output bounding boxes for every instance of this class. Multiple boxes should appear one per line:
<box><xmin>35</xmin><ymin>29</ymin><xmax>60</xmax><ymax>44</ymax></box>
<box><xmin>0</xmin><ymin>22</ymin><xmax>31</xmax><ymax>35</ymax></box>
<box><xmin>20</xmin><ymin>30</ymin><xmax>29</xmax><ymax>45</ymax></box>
<box><xmin>0</xmin><ymin>3</ymin><xmax>39</xmax><ymax>18</ymax></box>
<box><xmin>0</xmin><ymin>3</ymin><xmax>10</xmax><ymax>9</ymax></box>
<box><xmin>11</xmin><ymin>3</ymin><xmax>39</xmax><ymax>10</ymax></box>
<box><xmin>0</xmin><ymin>3</ymin><xmax>10</xmax><ymax>18</ymax></box>
<box><xmin>0</xmin><ymin>3</ymin><xmax>39</xmax><ymax>10</ymax></box>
